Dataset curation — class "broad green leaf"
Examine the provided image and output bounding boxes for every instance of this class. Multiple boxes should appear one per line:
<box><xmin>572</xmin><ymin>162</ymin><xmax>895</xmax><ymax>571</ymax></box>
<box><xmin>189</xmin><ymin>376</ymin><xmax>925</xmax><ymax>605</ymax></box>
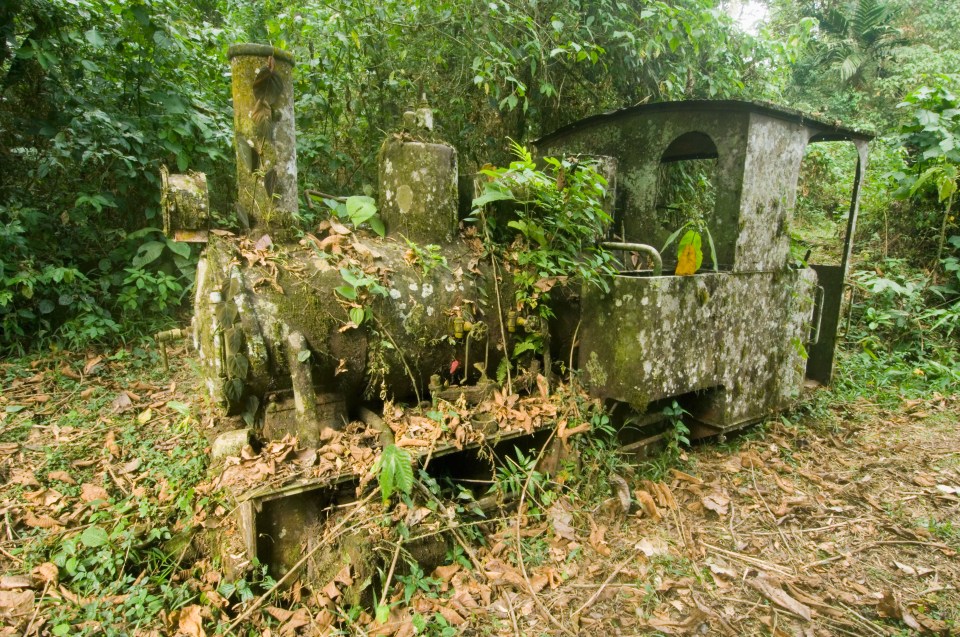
<box><xmin>378</xmin><ymin>444</ymin><xmax>413</xmax><ymax>505</ymax></box>
<box><xmin>165</xmin><ymin>239</ymin><xmax>191</xmax><ymax>259</ymax></box>
<box><xmin>80</xmin><ymin>525</ymin><xmax>109</xmax><ymax>548</ymax></box>
<box><xmin>349</xmin><ymin>306</ymin><xmax>365</xmax><ymax>326</ymax></box>
<box><xmin>132</xmin><ymin>241</ymin><xmax>166</xmax><ymax>268</ymax></box>
<box><xmin>345</xmin><ymin>195</ymin><xmax>377</xmax><ymax>224</ymax></box>
<box><xmin>335</xmin><ymin>285</ymin><xmax>358</xmax><ymax>300</ymax></box>
<box><xmin>166</xmin><ymin>400</ymin><xmax>190</xmax><ymax>415</ymax></box>
<box><xmin>471</xmin><ymin>188</ymin><xmax>513</xmax><ymax>208</ymax></box>
<box><xmin>937</xmin><ymin>174</ymin><xmax>957</xmax><ymax>202</ymax></box>
<box><xmin>84</xmin><ymin>28</ymin><xmax>105</xmax><ymax>48</ymax></box>
<box><xmin>228</xmin><ymin>353</ymin><xmax>249</xmax><ymax>379</ymax></box>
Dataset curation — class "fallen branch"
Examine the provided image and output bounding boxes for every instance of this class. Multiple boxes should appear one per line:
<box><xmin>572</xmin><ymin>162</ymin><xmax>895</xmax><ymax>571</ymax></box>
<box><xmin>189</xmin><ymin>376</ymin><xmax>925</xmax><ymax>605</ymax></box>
<box><xmin>804</xmin><ymin>539</ymin><xmax>955</xmax><ymax>570</ymax></box>
<box><xmin>571</xmin><ymin>554</ymin><xmax>633</xmax><ymax>618</ymax></box>
<box><xmin>700</xmin><ymin>541</ymin><xmax>794</xmax><ymax>577</ymax></box>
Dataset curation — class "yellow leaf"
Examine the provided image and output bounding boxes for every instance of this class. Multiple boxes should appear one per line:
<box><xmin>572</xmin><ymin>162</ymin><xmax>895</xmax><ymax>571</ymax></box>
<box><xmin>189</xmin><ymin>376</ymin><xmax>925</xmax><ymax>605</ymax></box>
<box><xmin>137</xmin><ymin>408</ymin><xmax>152</xmax><ymax>424</ymax></box>
<box><xmin>675</xmin><ymin>243</ymin><xmax>699</xmax><ymax>276</ymax></box>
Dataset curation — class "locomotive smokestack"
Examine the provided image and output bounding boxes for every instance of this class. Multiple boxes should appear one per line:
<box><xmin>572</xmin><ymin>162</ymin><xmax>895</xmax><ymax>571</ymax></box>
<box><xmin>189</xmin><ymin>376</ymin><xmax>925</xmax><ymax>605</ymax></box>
<box><xmin>228</xmin><ymin>44</ymin><xmax>298</xmax><ymax>237</ymax></box>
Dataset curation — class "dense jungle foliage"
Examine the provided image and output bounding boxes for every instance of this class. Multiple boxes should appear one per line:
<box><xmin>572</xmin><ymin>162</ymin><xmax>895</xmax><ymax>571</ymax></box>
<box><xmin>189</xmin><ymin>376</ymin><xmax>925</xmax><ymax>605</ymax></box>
<box><xmin>0</xmin><ymin>0</ymin><xmax>958</xmax><ymax>383</ymax></box>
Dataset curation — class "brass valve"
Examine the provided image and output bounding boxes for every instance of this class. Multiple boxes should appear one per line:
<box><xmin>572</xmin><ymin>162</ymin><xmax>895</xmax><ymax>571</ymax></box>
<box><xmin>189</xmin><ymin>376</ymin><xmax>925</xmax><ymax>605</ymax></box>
<box><xmin>451</xmin><ymin>317</ymin><xmax>474</xmax><ymax>340</ymax></box>
<box><xmin>507</xmin><ymin>311</ymin><xmax>536</xmax><ymax>333</ymax></box>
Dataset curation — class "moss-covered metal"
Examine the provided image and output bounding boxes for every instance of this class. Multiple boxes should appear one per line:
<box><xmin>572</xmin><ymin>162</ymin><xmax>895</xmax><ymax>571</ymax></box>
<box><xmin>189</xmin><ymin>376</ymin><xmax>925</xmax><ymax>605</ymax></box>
<box><xmin>160</xmin><ymin>167</ymin><xmax>209</xmax><ymax>242</ymax></box>
<box><xmin>535</xmin><ymin>100</ymin><xmax>872</xmax><ymax>429</ymax></box>
<box><xmin>192</xmin><ymin>234</ymin><xmax>513</xmax><ymax>433</ymax></box>
<box><xmin>378</xmin><ymin>137</ymin><xmax>459</xmax><ymax>244</ymax></box>
<box><xmin>229</xmin><ymin>44</ymin><xmax>298</xmax><ymax>237</ymax></box>
<box><xmin>190</xmin><ymin>52</ymin><xmax>879</xmax><ymax>581</ymax></box>
<box><xmin>578</xmin><ymin>269</ymin><xmax>816</xmax><ymax>427</ymax></box>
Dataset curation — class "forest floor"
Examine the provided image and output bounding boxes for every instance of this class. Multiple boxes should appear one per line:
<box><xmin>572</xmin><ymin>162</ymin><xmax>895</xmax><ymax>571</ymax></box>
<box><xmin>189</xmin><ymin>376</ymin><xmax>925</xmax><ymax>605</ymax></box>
<box><xmin>0</xmin><ymin>343</ymin><xmax>958</xmax><ymax>636</ymax></box>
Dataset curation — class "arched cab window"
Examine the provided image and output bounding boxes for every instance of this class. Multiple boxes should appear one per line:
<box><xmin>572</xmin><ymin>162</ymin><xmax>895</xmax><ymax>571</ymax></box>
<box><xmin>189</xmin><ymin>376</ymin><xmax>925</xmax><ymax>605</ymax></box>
<box><xmin>655</xmin><ymin>132</ymin><xmax>722</xmax><ymax>271</ymax></box>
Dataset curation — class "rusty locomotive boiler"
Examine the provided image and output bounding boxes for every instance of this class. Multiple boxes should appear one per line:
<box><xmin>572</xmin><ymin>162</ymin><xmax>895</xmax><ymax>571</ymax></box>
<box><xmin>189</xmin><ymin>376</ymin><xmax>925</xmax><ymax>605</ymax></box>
<box><xmin>161</xmin><ymin>44</ymin><xmax>871</xmax><ymax>577</ymax></box>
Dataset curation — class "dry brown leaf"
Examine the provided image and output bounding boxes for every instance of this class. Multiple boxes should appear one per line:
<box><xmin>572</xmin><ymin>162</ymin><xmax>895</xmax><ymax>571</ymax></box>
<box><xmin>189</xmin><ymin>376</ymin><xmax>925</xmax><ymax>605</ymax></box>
<box><xmin>32</xmin><ymin>563</ymin><xmax>58</xmax><ymax>587</ymax></box>
<box><xmin>47</xmin><ymin>470</ymin><xmax>76</xmax><ymax>485</ymax></box>
<box><xmin>758</xmin><ymin>614</ymin><xmax>792</xmax><ymax>637</ymax></box>
<box><xmin>83</xmin><ymin>356</ymin><xmax>104</xmax><ymax>376</ymax></box>
<box><xmin>22</xmin><ymin>512</ymin><xmax>63</xmax><ymax>530</ymax></box>
<box><xmin>433</xmin><ymin>563</ymin><xmax>460</xmax><ymax>583</ymax></box>
<box><xmin>322</xmin><ymin>580</ymin><xmax>340</xmax><ymax>601</ymax></box>
<box><xmin>702</xmin><ymin>491</ymin><xmax>729</xmax><ymax>516</ymax></box>
<box><xmin>528</xmin><ymin>572</ymin><xmax>549</xmax><ymax>593</ymax></box>
<box><xmin>706</xmin><ymin>561</ymin><xmax>737</xmax><ymax>580</ymax></box>
<box><xmin>589</xmin><ymin>520</ymin><xmax>611</xmax><ymax>557</ymax></box>
<box><xmin>0</xmin><ymin>576</ymin><xmax>33</xmax><ymax>591</ymax></box>
<box><xmin>266</xmin><ymin>606</ymin><xmax>294</xmax><ymax>622</ymax></box>
<box><xmin>9</xmin><ymin>469</ymin><xmax>40</xmax><ymax>487</ymax></box>
<box><xmin>329</xmin><ymin>220</ymin><xmax>352</xmax><ymax>235</ymax></box>
<box><xmin>333</xmin><ymin>565</ymin><xmax>353</xmax><ymax>587</ymax></box>
<box><xmin>669</xmin><ymin>468</ymin><xmax>703</xmax><ymax>485</ymax></box>
<box><xmin>549</xmin><ymin>502</ymin><xmax>576</xmax><ymax>541</ymax></box>
<box><xmin>645</xmin><ymin>607</ymin><xmax>708</xmax><ymax>635</ymax></box>
<box><xmin>80</xmin><ymin>483</ymin><xmax>110</xmax><ymax>504</ymax></box>
<box><xmin>915</xmin><ymin>613</ymin><xmax>952</xmax><ymax>635</ymax></box>
<box><xmin>24</xmin><ymin>488</ymin><xmax>62</xmax><ymax>507</ymax></box>
<box><xmin>0</xmin><ymin>590</ymin><xmax>33</xmax><ymax>618</ymax></box>
<box><xmin>426</xmin><ymin>605</ymin><xmax>460</xmax><ymax>628</ymax></box>
<box><xmin>105</xmin><ymin>431</ymin><xmax>121</xmax><ymax>457</ymax></box>
<box><xmin>634</xmin><ymin>489</ymin><xmax>661</xmax><ymax>520</ymax></box>
<box><xmin>609</xmin><ymin>474</ymin><xmax>632</xmax><ymax>514</ymax></box>
<box><xmin>59</xmin><ymin>365</ymin><xmax>81</xmax><ymax>380</ymax></box>
<box><xmin>279</xmin><ymin>608</ymin><xmax>311</xmax><ymax>636</ymax></box>
<box><xmin>645</xmin><ymin>480</ymin><xmax>677</xmax><ymax>510</ymax></box>
<box><xmin>722</xmin><ymin>456</ymin><xmax>743</xmax><ymax>473</ymax></box>
<box><xmin>740</xmin><ymin>450</ymin><xmax>765</xmax><ymax>469</ymax></box>
<box><xmin>111</xmin><ymin>392</ymin><xmax>134</xmax><ymax>413</ymax></box>
<box><xmin>177</xmin><ymin>604</ymin><xmax>206</xmax><ymax>637</ymax></box>
<box><xmin>634</xmin><ymin>537</ymin><xmax>669</xmax><ymax>558</ymax></box>
<box><xmin>877</xmin><ymin>589</ymin><xmax>922</xmax><ymax>631</ymax></box>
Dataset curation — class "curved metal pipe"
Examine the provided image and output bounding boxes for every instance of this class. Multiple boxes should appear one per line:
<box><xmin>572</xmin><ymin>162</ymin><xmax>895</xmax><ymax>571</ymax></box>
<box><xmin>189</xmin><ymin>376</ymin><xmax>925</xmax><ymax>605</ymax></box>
<box><xmin>600</xmin><ymin>242</ymin><xmax>663</xmax><ymax>276</ymax></box>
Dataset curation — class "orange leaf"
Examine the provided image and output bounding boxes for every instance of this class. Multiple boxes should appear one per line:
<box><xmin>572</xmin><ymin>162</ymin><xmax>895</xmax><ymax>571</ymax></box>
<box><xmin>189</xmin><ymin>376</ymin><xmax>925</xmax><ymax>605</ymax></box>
<box><xmin>675</xmin><ymin>243</ymin><xmax>698</xmax><ymax>276</ymax></box>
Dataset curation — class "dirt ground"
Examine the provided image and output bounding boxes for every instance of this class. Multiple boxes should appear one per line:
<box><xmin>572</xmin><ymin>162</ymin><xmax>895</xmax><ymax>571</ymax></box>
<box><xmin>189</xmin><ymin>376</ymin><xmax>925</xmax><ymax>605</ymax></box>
<box><xmin>0</xmin><ymin>350</ymin><xmax>958</xmax><ymax>636</ymax></box>
<box><xmin>473</xmin><ymin>392</ymin><xmax>960</xmax><ymax>637</ymax></box>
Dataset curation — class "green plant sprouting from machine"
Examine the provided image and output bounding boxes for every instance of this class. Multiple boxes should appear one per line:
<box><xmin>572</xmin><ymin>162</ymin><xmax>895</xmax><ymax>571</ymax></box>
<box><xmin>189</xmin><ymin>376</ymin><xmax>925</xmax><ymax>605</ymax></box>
<box><xmin>662</xmin><ymin>219</ymin><xmax>719</xmax><ymax>276</ymax></box>
<box><xmin>470</xmin><ymin>141</ymin><xmax>617</xmax><ymax>316</ymax></box>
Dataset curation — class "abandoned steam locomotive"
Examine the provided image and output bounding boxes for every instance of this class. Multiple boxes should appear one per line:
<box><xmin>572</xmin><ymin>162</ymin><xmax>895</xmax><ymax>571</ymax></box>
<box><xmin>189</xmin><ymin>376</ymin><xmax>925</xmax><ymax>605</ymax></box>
<box><xmin>161</xmin><ymin>44</ymin><xmax>871</xmax><ymax>575</ymax></box>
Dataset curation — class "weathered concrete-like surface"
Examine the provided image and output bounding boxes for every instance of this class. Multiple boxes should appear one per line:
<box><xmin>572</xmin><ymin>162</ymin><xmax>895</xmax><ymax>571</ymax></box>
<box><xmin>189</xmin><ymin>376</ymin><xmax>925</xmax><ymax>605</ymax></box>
<box><xmin>191</xmin><ymin>234</ymin><xmax>513</xmax><ymax>433</ymax></box>
<box><xmin>161</xmin><ymin>167</ymin><xmax>209</xmax><ymax>242</ymax></box>
<box><xmin>537</xmin><ymin>100</ymin><xmax>872</xmax><ymax>427</ymax></box>
<box><xmin>229</xmin><ymin>44</ymin><xmax>298</xmax><ymax>236</ymax></box>
<box><xmin>579</xmin><ymin>269</ymin><xmax>816</xmax><ymax>428</ymax></box>
<box><xmin>378</xmin><ymin>137</ymin><xmax>459</xmax><ymax>244</ymax></box>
